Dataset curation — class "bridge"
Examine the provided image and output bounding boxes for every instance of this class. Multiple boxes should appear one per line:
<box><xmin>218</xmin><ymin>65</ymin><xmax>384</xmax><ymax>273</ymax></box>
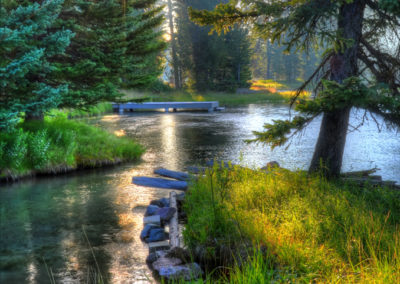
<box><xmin>112</xmin><ymin>101</ymin><xmax>220</xmax><ymax>113</ymax></box>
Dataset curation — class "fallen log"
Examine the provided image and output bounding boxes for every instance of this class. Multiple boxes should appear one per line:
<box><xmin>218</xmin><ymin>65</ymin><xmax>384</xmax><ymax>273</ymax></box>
<box><xmin>154</xmin><ymin>168</ymin><xmax>189</xmax><ymax>181</ymax></box>
<box><xmin>133</xmin><ymin>176</ymin><xmax>188</xmax><ymax>190</ymax></box>
<box><xmin>341</xmin><ymin>168</ymin><xmax>379</xmax><ymax>177</ymax></box>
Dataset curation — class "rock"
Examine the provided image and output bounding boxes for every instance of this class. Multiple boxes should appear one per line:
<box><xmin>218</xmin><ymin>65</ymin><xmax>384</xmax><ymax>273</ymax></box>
<box><xmin>146</xmin><ymin>251</ymin><xmax>166</xmax><ymax>265</ymax></box>
<box><xmin>261</xmin><ymin>161</ymin><xmax>280</xmax><ymax>171</ymax></box>
<box><xmin>145</xmin><ymin>205</ymin><xmax>160</xmax><ymax>217</ymax></box>
<box><xmin>166</xmin><ymin>247</ymin><xmax>192</xmax><ymax>264</ymax></box>
<box><xmin>158</xmin><ymin>263</ymin><xmax>203</xmax><ymax>281</ymax></box>
<box><xmin>152</xmin><ymin>256</ymin><xmax>182</xmax><ymax>271</ymax></box>
<box><xmin>156</xmin><ymin>207</ymin><xmax>177</xmax><ymax>223</ymax></box>
<box><xmin>150</xmin><ymin>197</ymin><xmax>170</xmax><ymax>208</ymax></box>
<box><xmin>140</xmin><ymin>224</ymin><xmax>159</xmax><ymax>240</ymax></box>
<box><xmin>143</xmin><ymin>215</ymin><xmax>161</xmax><ymax>226</ymax></box>
<box><xmin>146</xmin><ymin>228</ymin><xmax>169</xmax><ymax>243</ymax></box>
<box><xmin>148</xmin><ymin>241</ymin><xmax>170</xmax><ymax>253</ymax></box>
<box><xmin>176</xmin><ymin>193</ymin><xmax>185</xmax><ymax>202</ymax></box>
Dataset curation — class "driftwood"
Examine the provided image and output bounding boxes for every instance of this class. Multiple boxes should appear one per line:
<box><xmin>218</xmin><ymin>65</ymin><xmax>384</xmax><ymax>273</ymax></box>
<box><xmin>154</xmin><ymin>168</ymin><xmax>189</xmax><ymax>181</ymax></box>
<box><xmin>341</xmin><ymin>168</ymin><xmax>379</xmax><ymax>177</ymax></box>
<box><xmin>132</xmin><ymin>177</ymin><xmax>187</xmax><ymax>190</ymax></box>
<box><xmin>169</xmin><ymin>192</ymin><xmax>180</xmax><ymax>248</ymax></box>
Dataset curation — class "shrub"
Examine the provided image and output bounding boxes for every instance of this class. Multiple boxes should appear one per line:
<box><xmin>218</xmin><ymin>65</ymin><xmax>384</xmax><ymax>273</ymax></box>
<box><xmin>28</xmin><ymin>130</ymin><xmax>51</xmax><ymax>170</ymax></box>
<box><xmin>2</xmin><ymin>129</ymin><xmax>29</xmax><ymax>172</ymax></box>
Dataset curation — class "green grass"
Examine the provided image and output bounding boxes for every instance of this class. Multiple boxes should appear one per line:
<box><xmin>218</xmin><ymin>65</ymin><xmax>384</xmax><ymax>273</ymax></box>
<box><xmin>48</xmin><ymin>102</ymin><xmax>113</xmax><ymax>119</ymax></box>
<box><xmin>121</xmin><ymin>90</ymin><xmax>289</xmax><ymax>106</ymax></box>
<box><xmin>183</xmin><ymin>165</ymin><xmax>400</xmax><ymax>283</ymax></box>
<box><xmin>0</xmin><ymin>116</ymin><xmax>144</xmax><ymax>179</ymax></box>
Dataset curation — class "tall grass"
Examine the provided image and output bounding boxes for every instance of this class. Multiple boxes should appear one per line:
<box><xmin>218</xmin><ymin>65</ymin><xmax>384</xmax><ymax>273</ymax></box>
<box><xmin>0</xmin><ymin>116</ymin><xmax>144</xmax><ymax>179</ymax></box>
<box><xmin>183</xmin><ymin>165</ymin><xmax>400</xmax><ymax>282</ymax></box>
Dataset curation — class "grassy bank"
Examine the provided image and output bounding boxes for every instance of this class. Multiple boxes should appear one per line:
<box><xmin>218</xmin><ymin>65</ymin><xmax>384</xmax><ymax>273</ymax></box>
<box><xmin>0</xmin><ymin>116</ymin><xmax>144</xmax><ymax>180</ymax></box>
<box><xmin>49</xmin><ymin>102</ymin><xmax>113</xmax><ymax>119</ymax></box>
<box><xmin>183</xmin><ymin>165</ymin><xmax>400</xmax><ymax>283</ymax></box>
<box><xmin>122</xmin><ymin>90</ymin><xmax>290</xmax><ymax>106</ymax></box>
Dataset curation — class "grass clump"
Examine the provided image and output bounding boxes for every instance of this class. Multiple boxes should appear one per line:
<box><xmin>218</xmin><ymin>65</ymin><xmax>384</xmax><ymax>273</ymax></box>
<box><xmin>183</xmin><ymin>165</ymin><xmax>400</xmax><ymax>283</ymax></box>
<box><xmin>0</xmin><ymin>116</ymin><xmax>144</xmax><ymax>179</ymax></box>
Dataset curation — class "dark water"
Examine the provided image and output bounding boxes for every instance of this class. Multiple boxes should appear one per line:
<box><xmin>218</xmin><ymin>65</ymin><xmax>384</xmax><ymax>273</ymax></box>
<box><xmin>1</xmin><ymin>104</ymin><xmax>399</xmax><ymax>283</ymax></box>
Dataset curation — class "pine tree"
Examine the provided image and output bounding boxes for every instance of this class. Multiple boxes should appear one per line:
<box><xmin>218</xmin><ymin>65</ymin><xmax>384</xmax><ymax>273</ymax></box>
<box><xmin>190</xmin><ymin>0</ymin><xmax>400</xmax><ymax>176</ymax></box>
<box><xmin>175</xmin><ymin>0</ymin><xmax>251</xmax><ymax>92</ymax></box>
<box><xmin>0</xmin><ymin>0</ymin><xmax>73</xmax><ymax>128</ymax></box>
<box><xmin>57</xmin><ymin>0</ymin><xmax>165</xmax><ymax>109</ymax></box>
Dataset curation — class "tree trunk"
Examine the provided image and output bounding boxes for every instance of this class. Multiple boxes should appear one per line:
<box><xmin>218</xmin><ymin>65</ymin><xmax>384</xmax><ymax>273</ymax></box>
<box><xmin>25</xmin><ymin>112</ymin><xmax>44</xmax><ymax>121</ymax></box>
<box><xmin>266</xmin><ymin>40</ymin><xmax>271</xmax><ymax>79</ymax></box>
<box><xmin>168</xmin><ymin>0</ymin><xmax>181</xmax><ymax>89</ymax></box>
<box><xmin>309</xmin><ymin>0</ymin><xmax>366</xmax><ymax>176</ymax></box>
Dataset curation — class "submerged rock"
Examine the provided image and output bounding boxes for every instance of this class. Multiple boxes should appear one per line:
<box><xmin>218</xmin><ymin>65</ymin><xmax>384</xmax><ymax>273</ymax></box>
<box><xmin>156</xmin><ymin>207</ymin><xmax>176</xmax><ymax>223</ymax></box>
<box><xmin>152</xmin><ymin>256</ymin><xmax>182</xmax><ymax>271</ymax></box>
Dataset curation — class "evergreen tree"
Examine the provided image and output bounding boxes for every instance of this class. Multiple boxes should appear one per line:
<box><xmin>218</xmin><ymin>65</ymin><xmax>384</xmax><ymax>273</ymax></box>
<box><xmin>190</xmin><ymin>0</ymin><xmax>400</xmax><ymax>176</ymax></box>
<box><xmin>57</xmin><ymin>0</ymin><xmax>165</xmax><ymax>109</ymax></box>
<box><xmin>175</xmin><ymin>0</ymin><xmax>251</xmax><ymax>92</ymax></box>
<box><xmin>0</xmin><ymin>0</ymin><xmax>73</xmax><ymax>128</ymax></box>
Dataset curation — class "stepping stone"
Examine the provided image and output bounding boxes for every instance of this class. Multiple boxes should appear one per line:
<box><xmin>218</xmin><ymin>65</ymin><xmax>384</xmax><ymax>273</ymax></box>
<box><xmin>146</xmin><ymin>228</ymin><xmax>169</xmax><ymax>243</ymax></box>
<box><xmin>148</xmin><ymin>241</ymin><xmax>170</xmax><ymax>253</ymax></box>
<box><xmin>154</xmin><ymin>168</ymin><xmax>189</xmax><ymax>181</ymax></box>
<box><xmin>145</xmin><ymin>205</ymin><xmax>160</xmax><ymax>216</ymax></box>
<box><xmin>140</xmin><ymin>224</ymin><xmax>160</xmax><ymax>240</ymax></box>
<box><xmin>133</xmin><ymin>177</ymin><xmax>188</xmax><ymax>190</ymax></box>
<box><xmin>156</xmin><ymin>207</ymin><xmax>176</xmax><ymax>222</ymax></box>
<box><xmin>151</xmin><ymin>197</ymin><xmax>169</xmax><ymax>208</ymax></box>
<box><xmin>143</xmin><ymin>215</ymin><xmax>161</xmax><ymax>226</ymax></box>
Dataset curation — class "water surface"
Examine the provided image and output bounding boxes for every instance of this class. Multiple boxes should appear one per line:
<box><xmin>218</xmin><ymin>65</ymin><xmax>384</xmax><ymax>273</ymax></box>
<box><xmin>1</xmin><ymin>104</ymin><xmax>399</xmax><ymax>283</ymax></box>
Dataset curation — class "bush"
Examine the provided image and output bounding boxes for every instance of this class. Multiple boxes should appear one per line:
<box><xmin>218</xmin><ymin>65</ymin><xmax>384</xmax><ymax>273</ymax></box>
<box><xmin>0</xmin><ymin>129</ymin><xmax>29</xmax><ymax>172</ymax></box>
<box><xmin>28</xmin><ymin>130</ymin><xmax>51</xmax><ymax>169</ymax></box>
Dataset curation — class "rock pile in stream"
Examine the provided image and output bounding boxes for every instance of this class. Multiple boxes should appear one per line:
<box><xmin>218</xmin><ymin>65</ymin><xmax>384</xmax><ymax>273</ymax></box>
<box><xmin>134</xmin><ymin>168</ymin><xmax>203</xmax><ymax>282</ymax></box>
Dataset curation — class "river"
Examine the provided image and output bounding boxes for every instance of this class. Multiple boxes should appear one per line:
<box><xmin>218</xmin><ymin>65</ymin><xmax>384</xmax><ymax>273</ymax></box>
<box><xmin>1</xmin><ymin>104</ymin><xmax>399</xmax><ymax>283</ymax></box>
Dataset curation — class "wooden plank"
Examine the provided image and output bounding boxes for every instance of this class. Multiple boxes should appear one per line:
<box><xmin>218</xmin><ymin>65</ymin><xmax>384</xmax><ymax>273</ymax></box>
<box><xmin>341</xmin><ymin>168</ymin><xmax>379</xmax><ymax>177</ymax></box>
<box><xmin>154</xmin><ymin>168</ymin><xmax>189</xmax><ymax>181</ymax></box>
<box><xmin>133</xmin><ymin>176</ymin><xmax>188</xmax><ymax>190</ymax></box>
<box><xmin>169</xmin><ymin>191</ymin><xmax>180</xmax><ymax>248</ymax></box>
